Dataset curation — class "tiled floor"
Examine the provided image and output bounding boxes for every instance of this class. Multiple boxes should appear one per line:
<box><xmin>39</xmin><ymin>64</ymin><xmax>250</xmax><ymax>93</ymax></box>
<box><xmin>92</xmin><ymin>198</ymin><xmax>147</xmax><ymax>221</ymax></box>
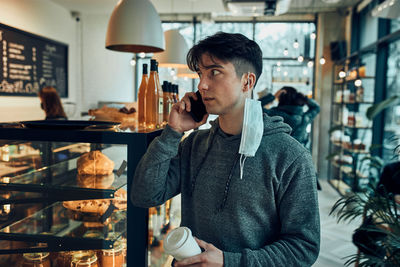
<box><xmin>313</xmin><ymin>179</ymin><xmax>362</xmax><ymax>267</ymax></box>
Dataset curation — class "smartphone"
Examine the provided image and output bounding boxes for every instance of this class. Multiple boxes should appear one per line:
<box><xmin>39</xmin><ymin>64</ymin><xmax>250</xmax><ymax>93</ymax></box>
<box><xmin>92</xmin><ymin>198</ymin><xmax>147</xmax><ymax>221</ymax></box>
<box><xmin>189</xmin><ymin>91</ymin><xmax>207</xmax><ymax>122</ymax></box>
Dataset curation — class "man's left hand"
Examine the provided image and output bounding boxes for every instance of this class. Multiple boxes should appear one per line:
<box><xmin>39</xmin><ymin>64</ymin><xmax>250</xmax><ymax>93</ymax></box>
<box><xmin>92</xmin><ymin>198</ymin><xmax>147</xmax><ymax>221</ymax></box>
<box><xmin>174</xmin><ymin>238</ymin><xmax>223</xmax><ymax>267</ymax></box>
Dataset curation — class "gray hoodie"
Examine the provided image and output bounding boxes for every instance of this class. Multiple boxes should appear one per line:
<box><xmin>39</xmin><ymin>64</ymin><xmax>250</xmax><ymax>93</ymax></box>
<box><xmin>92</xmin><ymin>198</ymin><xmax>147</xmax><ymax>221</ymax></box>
<box><xmin>132</xmin><ymin>114</ymin><xmax>320</xmax><ymax>266</ymax></box>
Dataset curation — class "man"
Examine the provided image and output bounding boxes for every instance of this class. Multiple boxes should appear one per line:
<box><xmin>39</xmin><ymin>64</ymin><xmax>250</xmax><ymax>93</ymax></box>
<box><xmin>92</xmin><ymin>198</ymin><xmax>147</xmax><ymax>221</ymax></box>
<box><xmin>132</xmin><ymin>32</ymin><xmax>320</xmax><ymax>266</ymax></box>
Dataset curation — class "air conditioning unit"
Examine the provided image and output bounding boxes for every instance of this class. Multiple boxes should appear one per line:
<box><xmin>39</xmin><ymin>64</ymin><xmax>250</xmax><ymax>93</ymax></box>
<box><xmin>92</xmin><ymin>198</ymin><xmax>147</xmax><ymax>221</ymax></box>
<box><xmin>222</xmin><ymin>0</ymin><xmax>292</xmax><ymax>16</ymax></box>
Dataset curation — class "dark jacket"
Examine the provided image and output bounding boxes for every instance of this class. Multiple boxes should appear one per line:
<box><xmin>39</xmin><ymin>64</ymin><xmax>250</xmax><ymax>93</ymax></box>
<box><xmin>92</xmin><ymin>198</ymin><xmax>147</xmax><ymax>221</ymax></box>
<box><xmin>264</xmin><ymin>94</ymin><xmax>320</xmax><ymax>146</ymax></box>
<box><xmin>132</xmin><ymin>115</ymin><xmax>320</xmax><ymax>266</ymax></box>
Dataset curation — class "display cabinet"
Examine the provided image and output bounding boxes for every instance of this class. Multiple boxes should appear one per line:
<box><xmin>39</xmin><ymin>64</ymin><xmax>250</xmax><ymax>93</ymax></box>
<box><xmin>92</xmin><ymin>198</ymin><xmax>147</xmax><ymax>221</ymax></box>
<box><xmin>0</xmin><ymin>122</ymin><xmax>162</xmax><ymax>266</ymax></box>
<box><xmin>328</xmin><ymin>56</ymin><xmax>376</xmax><ymax>196</ymax></box>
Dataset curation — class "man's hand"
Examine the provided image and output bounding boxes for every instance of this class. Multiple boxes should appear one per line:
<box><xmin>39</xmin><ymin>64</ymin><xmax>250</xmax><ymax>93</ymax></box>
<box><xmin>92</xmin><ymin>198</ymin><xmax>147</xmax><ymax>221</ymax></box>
<box><xmin>168</xmin><ymin>92</ymin><xmax>208</xmax><ymax>133</ymax></box>
<box><xmin>174</xmin><ymin>238</ymin><xmax>223</xmax><ymax>267</ymax></box>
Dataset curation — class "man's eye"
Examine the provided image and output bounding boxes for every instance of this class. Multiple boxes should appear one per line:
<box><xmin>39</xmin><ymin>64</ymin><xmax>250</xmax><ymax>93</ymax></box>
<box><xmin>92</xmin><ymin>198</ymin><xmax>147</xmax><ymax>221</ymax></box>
<box><xmin>211</xmin><ymin>70</ymin><xmax>220</xmax><ymax>76</ymax></box>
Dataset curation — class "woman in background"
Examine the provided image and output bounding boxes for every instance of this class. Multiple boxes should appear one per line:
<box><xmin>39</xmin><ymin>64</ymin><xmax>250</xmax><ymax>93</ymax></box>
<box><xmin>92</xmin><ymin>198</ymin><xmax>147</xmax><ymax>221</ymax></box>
<box><xmin>39</xmin><ymin>86</ymin><xmax>67</xmax><ymax>120</ymax></box>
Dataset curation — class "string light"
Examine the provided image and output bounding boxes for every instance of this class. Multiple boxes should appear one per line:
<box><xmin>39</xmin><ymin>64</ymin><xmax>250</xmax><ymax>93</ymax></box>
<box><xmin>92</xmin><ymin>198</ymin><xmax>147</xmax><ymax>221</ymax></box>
<box><xmin>354</xmin><ymin>79</ymin><xmax>362</xmax><ymax>87</ymax></box>
<box><xmin>310</xmin><ymin>32</ymin><xmax>316</xmax><ymax>40</ymax></box>
<box><xmin>319</xmin><ymin>56</ymin><xmax>326</xmax><ymax>65</ymax></box>
<box><xmin>297</xmin><ymin>55</ymin><xmax>304</xmax><ymax>62</ymax></box>
<box><xmin>138</xmin><ymin>52</ymin><xmax>146</xmax><ymax>58</ymax></box>
<box><xmin>130</xmin><ymin>59</ymin><xmax>136</xmax><ymax>66</ymax></box>
<box><xmin>277</xmin><ymin>61</ymin><xmax>281</xmax><ymax>66</ymax></box>
<box><xmin>339</xmin><ymin>69</ymin><xmax>346</xmax><ymax>79</ymax></box>
<box><xmin>283</xmin><ymin>48</ymin><xmax>289</xmax><ymax>56</ymax></box>
<box><xmin>293</xmin><ymin>39</ymin><xmax>299</xmax><ymax>49</ymax></box>
<box><xmin>307</xmin><ymin>61</ymin><xmax>314</xmax><ymax>68</ymax></box>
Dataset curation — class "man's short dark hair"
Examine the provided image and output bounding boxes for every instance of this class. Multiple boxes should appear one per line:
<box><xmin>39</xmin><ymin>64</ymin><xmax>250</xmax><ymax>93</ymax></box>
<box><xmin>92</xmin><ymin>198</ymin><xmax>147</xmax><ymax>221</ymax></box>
<box><xmin>187</xmin><ymin>32</ymin><xmax>263</xmax><ymax>85</ymax></box>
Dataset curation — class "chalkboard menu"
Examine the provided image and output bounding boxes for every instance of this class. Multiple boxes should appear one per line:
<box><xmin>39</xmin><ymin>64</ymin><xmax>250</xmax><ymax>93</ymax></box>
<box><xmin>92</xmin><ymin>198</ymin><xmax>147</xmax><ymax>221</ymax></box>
<box><xmin>0</xmin><ymin>23</ymin><xmax>68</xmax><ymax>97</ymax></box>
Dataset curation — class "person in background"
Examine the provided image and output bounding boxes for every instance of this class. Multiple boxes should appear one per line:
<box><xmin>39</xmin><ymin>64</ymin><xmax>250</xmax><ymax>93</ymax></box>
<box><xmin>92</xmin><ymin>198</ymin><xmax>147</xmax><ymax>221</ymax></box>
<box><xmin>132</xmin><ymin>32</ymin><xmax>320</xmax><ymax>266</ymax></box>
<box><xmin>260</xmin><ymin>86</ymin><xmax>320</xmax><ymax>147</ymax></box>
<box><xmin>38</xmin><ymin>86</ymin><xmax>67</xmax><ymax>120</ymax></box>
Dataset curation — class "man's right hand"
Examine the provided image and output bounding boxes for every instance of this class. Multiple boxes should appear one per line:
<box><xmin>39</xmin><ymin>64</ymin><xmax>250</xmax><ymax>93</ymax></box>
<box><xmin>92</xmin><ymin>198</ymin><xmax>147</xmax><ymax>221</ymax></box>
<box><xmin>168</xmin><ymin>92</ymin><xmax>209</xmax><ymax>133</ymax></box>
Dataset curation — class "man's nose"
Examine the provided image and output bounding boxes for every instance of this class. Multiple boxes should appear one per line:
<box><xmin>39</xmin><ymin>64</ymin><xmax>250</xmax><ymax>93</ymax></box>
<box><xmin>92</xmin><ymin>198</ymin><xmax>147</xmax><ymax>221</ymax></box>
<box><xmin>197</xmin><ymin>77</ymin><xmax>208</xmax><ymax>91</ymax></box>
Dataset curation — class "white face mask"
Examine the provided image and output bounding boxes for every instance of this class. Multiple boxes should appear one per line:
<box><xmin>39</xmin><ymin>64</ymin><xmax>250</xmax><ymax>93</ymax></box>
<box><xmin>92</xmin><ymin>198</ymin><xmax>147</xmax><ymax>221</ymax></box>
<box><xmin>238</xmin><ymin>74</ymin><xmax>263</xmax><ymax>179</ymax></box>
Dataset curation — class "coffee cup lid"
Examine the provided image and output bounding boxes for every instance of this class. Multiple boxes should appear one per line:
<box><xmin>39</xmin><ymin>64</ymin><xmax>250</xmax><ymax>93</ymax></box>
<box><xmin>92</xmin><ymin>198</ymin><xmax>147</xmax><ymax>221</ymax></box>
<box><xmin>164</xmin><ymin>227</ymin><xmax>189</xmax><ymax>252</ymax></box>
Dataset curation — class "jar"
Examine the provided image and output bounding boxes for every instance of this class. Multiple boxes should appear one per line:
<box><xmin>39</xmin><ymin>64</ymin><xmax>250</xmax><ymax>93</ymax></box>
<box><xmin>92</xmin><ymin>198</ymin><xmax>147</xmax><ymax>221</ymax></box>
<box><xmin>21</xmin><ymin>252</ymin><xmax>50</xmax><ymax>267</ymax></box>
<box><xmin>71</xmin><ymin>251</ymin><xmax>98</xmax><ymax>267</ymax></box>
<box><xmin>53</xmin><ymin>251</ymin><xmax>72</xmax><ymax>267</ymax></box>
<box><xmin>99</xmin><ymin>240</ymin><xmax>124</xmax><ymax>267</ymax></box>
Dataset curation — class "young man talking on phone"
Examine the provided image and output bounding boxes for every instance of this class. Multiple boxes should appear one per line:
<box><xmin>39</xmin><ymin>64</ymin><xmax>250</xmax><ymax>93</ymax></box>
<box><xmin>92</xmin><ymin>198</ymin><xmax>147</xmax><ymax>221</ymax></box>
<box><xmin>132</xmin><ymin>32</ymin><xmax>320</xmax><ymax>266</ymax></box>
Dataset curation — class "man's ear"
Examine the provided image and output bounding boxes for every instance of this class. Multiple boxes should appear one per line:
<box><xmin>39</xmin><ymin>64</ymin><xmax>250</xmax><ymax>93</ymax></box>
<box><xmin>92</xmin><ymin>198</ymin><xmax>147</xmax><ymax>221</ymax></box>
<box><xmin>242</xmin><ymin>72</ymin><xmax>256</xmax><ymax>92</ymax></box>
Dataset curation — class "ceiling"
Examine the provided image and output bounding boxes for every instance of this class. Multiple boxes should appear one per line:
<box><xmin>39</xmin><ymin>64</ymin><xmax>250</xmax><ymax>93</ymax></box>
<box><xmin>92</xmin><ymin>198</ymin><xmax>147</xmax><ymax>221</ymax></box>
<box><xmin>49</xmin><ymin>0</ymin><xmax>363</xmax><ymax>16</ymax></box>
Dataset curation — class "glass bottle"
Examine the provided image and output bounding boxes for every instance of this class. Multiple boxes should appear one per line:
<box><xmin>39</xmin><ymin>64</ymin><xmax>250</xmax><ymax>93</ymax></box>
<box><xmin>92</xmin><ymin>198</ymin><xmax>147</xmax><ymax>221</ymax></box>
<box><xmin>162</xmin><ymin>81</ymin><xmax>170</xmax><ymax>125</ymax></box>
<box><xmin>155</xmin><ymin>61</ymin><xmax>163</xmax><ymax>129</ymax></box>
<box><xmin>138</xmin><ymin>63</ymin><xmax>148</xmax><ymax>130</ymax></box>
<box><xmin>70</xmin><ymin>251</ymin><xmax>98</xmax><ymax>267</ymax></box>
<box><xmin>145</xmin><ymin>60</ymin><xmax>157</xmax><ymax>129</ymax></box>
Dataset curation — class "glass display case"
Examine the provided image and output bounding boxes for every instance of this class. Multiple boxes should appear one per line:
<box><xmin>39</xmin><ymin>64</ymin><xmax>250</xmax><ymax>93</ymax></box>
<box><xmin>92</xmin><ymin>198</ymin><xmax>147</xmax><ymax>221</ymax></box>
<box><xmin>0</xmin><ymin>122</ymin><xmax>162</xmax><ymax>266</ymax></box>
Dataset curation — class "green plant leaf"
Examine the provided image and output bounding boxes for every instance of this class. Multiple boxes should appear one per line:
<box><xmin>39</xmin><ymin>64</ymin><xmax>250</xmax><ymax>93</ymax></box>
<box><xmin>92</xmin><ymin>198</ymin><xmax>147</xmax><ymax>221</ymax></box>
<box><xmin>369</xmin><ymin>144</ymin><xmax>382</xmax><ymax>152</ymax></box>
<box><xmin>366</xmin><ymin>95</ymin><xmax>399</xmax><ymax>120</ymax></box>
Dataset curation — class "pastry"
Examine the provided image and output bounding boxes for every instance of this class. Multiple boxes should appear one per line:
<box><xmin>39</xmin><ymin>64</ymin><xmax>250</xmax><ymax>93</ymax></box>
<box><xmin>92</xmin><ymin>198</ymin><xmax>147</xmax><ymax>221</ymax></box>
<box><xmin>63</xmin><ymin>199</ymin><xmax>111</xmax><ymax>214</ymax></box>
<box><xmin>112</xmin><ymin>188</ymin><xmax>127</xmax><ymax>210</ymax></box>
<box><xmin>76</xmin><ymin>173</ymin><xmax>115</xmax><ymax>189</ymax></box>
<box><xmin>77</xmin><ymin>151</ymin><xmax>114</xmax><ymax>175</ymax></box>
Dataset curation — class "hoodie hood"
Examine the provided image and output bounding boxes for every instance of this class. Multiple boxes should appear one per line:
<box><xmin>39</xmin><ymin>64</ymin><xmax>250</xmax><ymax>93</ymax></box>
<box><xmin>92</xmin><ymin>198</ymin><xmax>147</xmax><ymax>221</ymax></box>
<box><xmin>208</xmin><ymin>113</ymin><xmax>292</xmax><ymax>138</ymax></box>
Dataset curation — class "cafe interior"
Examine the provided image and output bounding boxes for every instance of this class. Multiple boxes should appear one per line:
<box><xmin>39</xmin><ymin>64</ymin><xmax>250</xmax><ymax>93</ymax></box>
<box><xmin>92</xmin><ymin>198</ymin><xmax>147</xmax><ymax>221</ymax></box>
<box><xmin>0</xmin><ymin>0</ymin><xmax>399</xmax><ymax>266</ymax></box>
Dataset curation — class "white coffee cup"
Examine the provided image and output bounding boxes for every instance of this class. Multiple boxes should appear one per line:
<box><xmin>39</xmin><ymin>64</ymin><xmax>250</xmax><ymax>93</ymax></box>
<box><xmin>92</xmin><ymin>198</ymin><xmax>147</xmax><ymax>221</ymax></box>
<box><xmin>163</xmin><ymin>226</ymin><xmax>201</xmax><ymax>261</ymax></box>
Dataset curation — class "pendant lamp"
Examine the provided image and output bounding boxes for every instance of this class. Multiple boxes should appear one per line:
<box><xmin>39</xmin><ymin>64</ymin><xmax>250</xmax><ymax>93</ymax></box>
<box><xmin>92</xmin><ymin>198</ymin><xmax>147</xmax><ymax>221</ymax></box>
<box><xmin>105</xmin><ymin>0</ymin><xmax>165</xmax><ymax>53</ymax></box>
<box><xmin>153</xmin><ymin>29</ymin><xmax>189</xmax><ymax>68</ymax></box>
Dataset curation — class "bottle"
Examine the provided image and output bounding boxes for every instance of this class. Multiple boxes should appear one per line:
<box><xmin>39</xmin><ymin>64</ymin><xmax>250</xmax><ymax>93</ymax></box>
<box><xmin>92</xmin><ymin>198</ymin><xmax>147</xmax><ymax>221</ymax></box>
<box><xmin>162</xmin><ymin>81</ymin><xmax>169</xmax><ymax>125</ymax></box>
<box><xmin>145</xmin><ymin>60</ymin><xmax>157</xmax><ymax>129</ymax></box>
<box><xmin>155</xmin><ymin>61</ymin><xmax>163</xmax><ymax>128</ymax></box>
<box><xmin>172</xmin><ymin>84</ymin><xmax>179</xmax><ymax>103</ymax></box>
<box><xmin>138</xmin><ymin>63</ymin><xmax>148</xmax><ymax>130</ymax></box>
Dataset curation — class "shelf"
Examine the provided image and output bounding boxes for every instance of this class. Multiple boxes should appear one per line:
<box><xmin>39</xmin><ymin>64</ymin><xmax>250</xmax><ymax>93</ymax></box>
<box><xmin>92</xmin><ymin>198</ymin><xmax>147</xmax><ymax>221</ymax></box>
<box><xmin>331</xmin><ymin>162</ymin><xmax>368</xmax><ymax>179</ymax></box>
<box><xmin>0</xmin><ymin>158</ymin><xmax>127</xmax><ymax>204</ymax></box>
<box><xmin>342</xmin><ymin>147</ymin><xmax>369</xmax><ymax>154</ymax></box>
<box><xmin>343</xmin><ymin>124</ymin><xmax>371</xmax><ymax>130</ymax></box>
<box><xmin>0</xmin><ymin>202</ymin><xmax>126</xmax><ymax>254</ymax></box>
<box><xmin>333</xmin><ymin>101</ymin><xmax>374</xmax><ymax>105</ymax></box>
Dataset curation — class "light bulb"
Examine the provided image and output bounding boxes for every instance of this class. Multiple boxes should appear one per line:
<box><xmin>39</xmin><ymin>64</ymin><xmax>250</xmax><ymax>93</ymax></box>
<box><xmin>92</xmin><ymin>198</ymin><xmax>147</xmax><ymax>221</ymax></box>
<box><xmin>283</xmin><ymin>48</ymin><xmax>289</xmax><ymax>56</ymax></box>
<box><xmin>339</xmin><ymin>70</ymin><xmax>346</xmax><ymax>79</ymax></box>
<box><xmin>307</xmin><ymin>61</ymin><xmax>314</xmax><ymax>68</ymax></box>
<box><xmin>319</xmin><ymin>56</ymin><xmax>326</xmax><ymax>65</ymax></box>
<box><xmin>173</xmin><ymin>76</ymin><xmax>178</xmax><ymax>81</ymax></box>
<box><xmin>355</xmin><ymin>79</ymin><xmax>362</xmax><ymax>87</ymax></box>
<box><xmin>293</xmin><ymin>39</ymin><xmax>299</xmax><ymax>49</ymax></box>
<box><xmin>139</xmin><ymin>52</ymin><xmax>146</xmax><ymax>58</ymax></box>
<box><xmin>170</xmin><ymin>69</ymin><xmax>176</xmax><ymax>76</ymax></box>
<box><xmin>283</xmin><ymin>71</ymin><xmax>288</xmax><ymax>76</ymax></box>
<box><xmin>277</xmin><ymin>61</ymin><xmax>281</xmax><ymax>66</ymax></box>
<box><xmin>310</xmin><ymin>32</ymin><xmax>316</xmax><ymax>40</ymax></box>
<box><xmin>130</xmin><ymin>59</ymin><xmax>136</xmax><ymax>66</ymax></box>
<box><xmin>297</xmin><ymin>55</ymin><xmax>304</xmax><ymax>62</ymax></box>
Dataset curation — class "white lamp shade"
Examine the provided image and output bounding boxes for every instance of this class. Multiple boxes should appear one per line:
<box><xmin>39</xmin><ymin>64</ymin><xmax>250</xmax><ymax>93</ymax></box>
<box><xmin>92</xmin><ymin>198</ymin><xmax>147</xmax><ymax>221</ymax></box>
<box><xmin>106</xmin><ymin>0</ymin><xmax>165</xmax><ymax>53</ymax></box>
<box><xmin>153</xmin><ymin>29</ymin><xmax>189</xmax><ymax>68</ymax></box>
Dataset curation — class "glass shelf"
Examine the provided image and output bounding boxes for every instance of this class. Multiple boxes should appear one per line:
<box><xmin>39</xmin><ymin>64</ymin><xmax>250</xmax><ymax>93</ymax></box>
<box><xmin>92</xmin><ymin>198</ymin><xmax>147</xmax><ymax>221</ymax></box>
<box><xmin>0</xmin><ymin>158</ymin><xmax>127</xmax><ymax>203</ymax></box>
<box><xmin>0</xmin><ymin>201</ymin><xmax>126</xmax><ymax>254</ymax></box>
